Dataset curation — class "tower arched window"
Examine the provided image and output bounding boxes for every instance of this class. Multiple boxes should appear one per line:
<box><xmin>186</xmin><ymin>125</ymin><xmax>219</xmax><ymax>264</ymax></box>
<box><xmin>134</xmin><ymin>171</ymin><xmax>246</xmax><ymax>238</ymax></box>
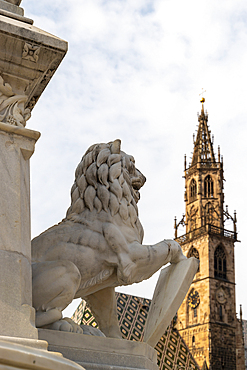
<box><xmin>188</xmin><ymin>247</ymin><xmax>200</xmax><ymax>272</ymax></box>
<box><xmin>190</xmin><ymin>179</ymin><xmax>197</xmax><ymax>201</ymax></box>
<box><xmin>204</xmin><ymin>175</ymin><xmax>214</xmax><ymax>198</ymax></box>
<box><xmin>214</xmin><ymin>245</ymin><xmax>227</xmax><ymax>280</ymax></box>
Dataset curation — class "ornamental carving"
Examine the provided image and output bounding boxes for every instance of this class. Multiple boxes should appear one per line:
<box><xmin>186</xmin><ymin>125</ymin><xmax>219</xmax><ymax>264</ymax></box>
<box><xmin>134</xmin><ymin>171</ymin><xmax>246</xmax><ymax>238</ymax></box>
<box><xmin>0</xmin><ymin>76</ymin><xmax>31</xmax><ymax>127</ymax></box>
<box><xmin>187</xmin><ymin>205</ymin><xmax>198</xmax><ymax>231</ymax></box>
<box><xmin>216</xmin><ymin>287</ymin><xmax>227</xmax><ymax>304</ymax></box>
<box><xmin>203</xmin><ymin>201</ymin><xmax>219</xmax><ymax>225</ymax></box>
<box><xmin>41</xmin><ymin>69</ymin><xmax>55</xmax><ymax>84</ymax></box>
<box><xmin>22</xmin><ymin>43</ymin><xmax>40</xmax><ymax>63</ymax></box>
<box><xmin>26</xmin><ymin>96</ymin><xmax>37</xmax><ymax>111</ymax></box>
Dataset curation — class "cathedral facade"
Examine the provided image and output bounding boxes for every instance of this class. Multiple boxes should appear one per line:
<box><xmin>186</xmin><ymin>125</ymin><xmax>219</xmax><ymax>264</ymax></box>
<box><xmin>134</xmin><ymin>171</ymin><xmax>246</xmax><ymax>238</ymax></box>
<box><xmin>175</xmin><ymin>98</ymin><xmax>245</xmax><ymax>370</ymax></box>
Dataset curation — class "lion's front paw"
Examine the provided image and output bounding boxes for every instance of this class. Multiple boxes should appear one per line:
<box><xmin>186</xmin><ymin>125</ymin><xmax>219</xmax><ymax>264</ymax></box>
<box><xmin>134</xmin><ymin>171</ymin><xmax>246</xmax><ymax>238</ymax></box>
<box><xmin>165</xmin><ymin>239</ymin><xmax>187</xmax><ymax>264</ymax></box>
<box><xmin>47</xmin><ymin>318</ymin><xmax>83</xmax><ymax>334</ymax></box>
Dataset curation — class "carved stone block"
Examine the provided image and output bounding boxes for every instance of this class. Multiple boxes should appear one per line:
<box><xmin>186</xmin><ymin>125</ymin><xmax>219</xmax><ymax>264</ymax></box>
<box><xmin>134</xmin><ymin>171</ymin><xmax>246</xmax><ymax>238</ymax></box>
<box><xmin>0</xmin><ymin>11</ymin><xmax>67</xmax><ymax>127</ymax></box>
<box><xmin>22</xmin><ymin>42</ymin><xmax>40</xmax><ymax>63</ymax></box>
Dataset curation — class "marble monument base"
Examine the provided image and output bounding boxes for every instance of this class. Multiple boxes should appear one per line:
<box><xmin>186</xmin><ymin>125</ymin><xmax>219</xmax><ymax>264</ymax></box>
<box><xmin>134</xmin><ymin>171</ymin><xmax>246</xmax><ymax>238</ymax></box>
<box><xmin>38</xmin><ymin>329</ymin><xmax>158</xmax><ymax>370</ymax></box>
<box><xmin>0</xmin><ymin>337</ymin><xmax>85</xmax><ymax>370</ymax></box>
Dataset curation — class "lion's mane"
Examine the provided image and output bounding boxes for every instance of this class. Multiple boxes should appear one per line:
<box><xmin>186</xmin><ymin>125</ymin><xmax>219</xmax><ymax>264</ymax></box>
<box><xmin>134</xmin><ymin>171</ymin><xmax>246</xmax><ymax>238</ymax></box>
<box><xmin>65</xmin><ymin>140</ymin><xmax>144</xmax><ymax>242</ymax></box>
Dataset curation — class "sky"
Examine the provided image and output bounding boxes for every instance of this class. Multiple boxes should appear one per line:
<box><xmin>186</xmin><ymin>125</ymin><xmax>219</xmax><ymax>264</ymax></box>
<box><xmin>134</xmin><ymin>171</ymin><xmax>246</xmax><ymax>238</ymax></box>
<box><xmin>22</xmin><ymin>0</ymin><xmax>247</xmax><ymax>318</ymax></box>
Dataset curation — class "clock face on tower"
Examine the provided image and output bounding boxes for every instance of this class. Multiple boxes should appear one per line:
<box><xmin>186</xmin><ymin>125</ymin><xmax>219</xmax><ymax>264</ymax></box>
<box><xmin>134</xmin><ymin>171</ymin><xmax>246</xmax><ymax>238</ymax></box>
<box><xmin>188</xmin><ymin>290</ymin><xmax>200</xmax><ymax>309</ymax></box>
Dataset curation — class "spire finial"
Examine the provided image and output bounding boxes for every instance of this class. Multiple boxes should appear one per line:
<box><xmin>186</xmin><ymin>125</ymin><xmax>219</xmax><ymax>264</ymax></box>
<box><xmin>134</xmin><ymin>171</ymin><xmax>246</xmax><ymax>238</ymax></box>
<box><xmin>199</xmin><ymin>88</ymin><xmax>206</xmax><ymax>113</ymax></box>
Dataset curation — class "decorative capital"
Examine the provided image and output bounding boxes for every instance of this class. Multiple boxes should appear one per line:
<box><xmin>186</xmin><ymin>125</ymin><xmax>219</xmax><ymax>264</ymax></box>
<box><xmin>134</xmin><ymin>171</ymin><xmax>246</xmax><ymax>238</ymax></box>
<box><xmin>0</xmin><ymin>75</ymin><xmax>31</xmax><ymax>127</ymax></box>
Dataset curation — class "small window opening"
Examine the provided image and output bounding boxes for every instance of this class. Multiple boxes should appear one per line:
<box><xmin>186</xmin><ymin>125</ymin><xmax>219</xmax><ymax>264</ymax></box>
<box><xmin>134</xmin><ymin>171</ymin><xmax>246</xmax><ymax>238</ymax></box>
<box><xmin>190</xmin><ymin>179</ymin><xmax>197</xmax><ymax>201</ymax></box>
<box><xmin>204</xmin><ymin>175</ymin><xmax>214</xmax><ymax>198</ymax></box>
<box><xmin>188</xmin><ymin>247</ymin><xmax>200</xmax><ymax>273</ymax></box>
<box><xmin>214</xmin><ymin>245</ymin><xmax>227</xmax><ymax>279</ymax></box>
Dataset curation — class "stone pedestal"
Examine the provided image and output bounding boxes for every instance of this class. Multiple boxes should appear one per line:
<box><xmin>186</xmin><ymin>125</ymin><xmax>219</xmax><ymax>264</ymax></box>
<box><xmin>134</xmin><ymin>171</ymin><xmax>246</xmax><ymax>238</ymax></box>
<box><xmin>0</xmin><ymin>122</ymin><xmax>40</xmax><ymax>339</ymax></box>
<box><xmin>0</xmin><ymin>338</ymin><xmax>85</xmax><ymax>370</ymax></box>
<box><xmin>38</xmin><ymin>330</ymin><xmax>159</xmax><ymax>370</ymax></box>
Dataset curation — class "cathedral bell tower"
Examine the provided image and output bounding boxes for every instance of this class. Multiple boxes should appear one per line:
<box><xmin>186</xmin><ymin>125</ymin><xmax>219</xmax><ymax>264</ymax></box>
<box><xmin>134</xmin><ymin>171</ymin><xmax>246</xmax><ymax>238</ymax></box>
<box><xmin>175</xmin><ymin>98</ymin><xmax>240</xmax><ymax>370</ymax></box>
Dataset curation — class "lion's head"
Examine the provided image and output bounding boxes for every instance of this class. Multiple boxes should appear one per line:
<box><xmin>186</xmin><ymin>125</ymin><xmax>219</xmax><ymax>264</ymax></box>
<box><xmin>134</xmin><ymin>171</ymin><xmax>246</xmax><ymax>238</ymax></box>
<box><xmin>66</xmin><ymin>140</ymin><xmax>146</xmax><ymax>241</ymax></box>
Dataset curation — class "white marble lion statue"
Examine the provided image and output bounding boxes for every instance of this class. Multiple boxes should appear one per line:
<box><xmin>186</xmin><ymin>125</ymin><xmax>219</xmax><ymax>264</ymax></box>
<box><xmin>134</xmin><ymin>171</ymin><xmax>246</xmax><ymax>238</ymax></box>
<box><xmin>32</xmin><ymin>139</ymin><xmax>186</xmax><ymax>338</ymax></box>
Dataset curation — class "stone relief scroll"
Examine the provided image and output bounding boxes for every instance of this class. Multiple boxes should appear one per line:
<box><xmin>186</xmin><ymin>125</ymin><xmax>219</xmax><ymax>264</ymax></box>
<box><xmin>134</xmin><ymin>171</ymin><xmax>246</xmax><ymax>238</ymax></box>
<box><xmin>0</xmin><ymin>76</ymin><xmax>31</xmax><ymax>127</ymax></box>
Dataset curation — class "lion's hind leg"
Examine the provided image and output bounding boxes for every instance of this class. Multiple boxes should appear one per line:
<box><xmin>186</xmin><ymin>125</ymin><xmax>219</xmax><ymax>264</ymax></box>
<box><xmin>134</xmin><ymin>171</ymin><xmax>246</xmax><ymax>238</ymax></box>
<box><xmin>85</xmin><ymin>287</ymin><xmax>122</xmax><ymax>339</ymax></box>
<box><xmin>32</xmin><ymin>260</ymin><xmax>81</xmax><ymax>330</ymax></box>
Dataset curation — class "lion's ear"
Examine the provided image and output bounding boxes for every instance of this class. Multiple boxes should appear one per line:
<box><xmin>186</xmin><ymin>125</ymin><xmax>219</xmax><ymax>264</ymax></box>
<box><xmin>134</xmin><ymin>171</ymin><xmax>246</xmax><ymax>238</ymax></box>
<box><xmin>111</xmin><ymin>139</ymin><xmax>121</xmax><ymax>154</ymax></box>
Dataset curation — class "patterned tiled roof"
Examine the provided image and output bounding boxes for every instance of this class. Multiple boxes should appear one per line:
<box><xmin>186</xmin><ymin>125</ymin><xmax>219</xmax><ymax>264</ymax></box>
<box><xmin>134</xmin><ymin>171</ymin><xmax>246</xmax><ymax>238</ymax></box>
<box><xmin>71</xmin><ymin>292</ymin><xmax>200</xmax><ymax>370</ymax></box>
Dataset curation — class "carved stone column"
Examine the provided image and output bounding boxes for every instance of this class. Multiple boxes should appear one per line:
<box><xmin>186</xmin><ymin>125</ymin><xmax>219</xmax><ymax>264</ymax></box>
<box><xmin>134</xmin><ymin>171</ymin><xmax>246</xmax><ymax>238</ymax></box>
<box><xmin>0</xmin><ymin>0</ymin><xmax>67</xmax><ymax>341</ymax></box>
<box><xmin>0</xmin><ymin>123</ymin><xmax>40</xmax><ymax>339</ymax></box>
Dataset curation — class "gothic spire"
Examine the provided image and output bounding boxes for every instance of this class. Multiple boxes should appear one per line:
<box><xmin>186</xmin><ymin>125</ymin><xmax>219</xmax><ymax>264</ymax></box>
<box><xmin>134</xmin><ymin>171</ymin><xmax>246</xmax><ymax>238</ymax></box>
<box><xmin>191</xmin><ymin>98</ymin><xmax>216</xmax><ymax>166</ymax></box>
